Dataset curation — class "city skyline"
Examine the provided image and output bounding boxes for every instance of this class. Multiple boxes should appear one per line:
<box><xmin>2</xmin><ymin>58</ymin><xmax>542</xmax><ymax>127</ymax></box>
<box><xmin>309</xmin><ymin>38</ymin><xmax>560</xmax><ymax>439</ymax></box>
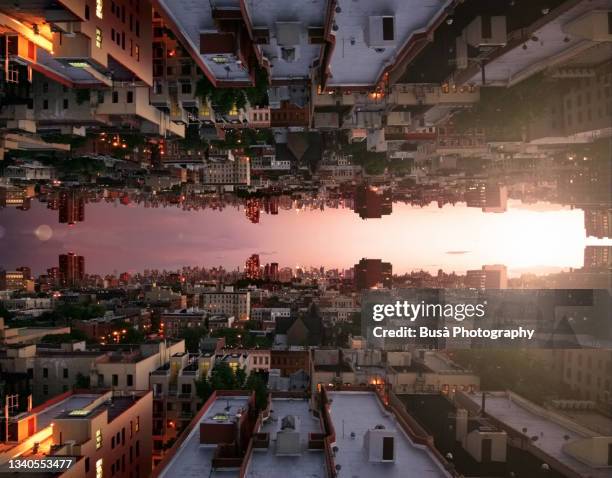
<box><xmin>1</xmin><ymin>197</ymin><xmax>609</xmax><ymax>276</ymax></box>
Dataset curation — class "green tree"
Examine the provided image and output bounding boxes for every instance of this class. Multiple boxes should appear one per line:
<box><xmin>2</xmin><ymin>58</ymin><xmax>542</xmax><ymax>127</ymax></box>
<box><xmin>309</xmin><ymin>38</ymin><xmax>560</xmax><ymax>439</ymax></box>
<box><xmin>245</xmin><ymin>372</ymin><xmax>268</xmax><ymax>410</ymax></box>
<box><xmin>74</xmin><ymin>372</ymin><xmax>91</xmax><ymax>389</ymax></box>
<box><xmin>195</xmin><ymin>375</ymin><xmax>214</xmax><ymax>403</ymax></box>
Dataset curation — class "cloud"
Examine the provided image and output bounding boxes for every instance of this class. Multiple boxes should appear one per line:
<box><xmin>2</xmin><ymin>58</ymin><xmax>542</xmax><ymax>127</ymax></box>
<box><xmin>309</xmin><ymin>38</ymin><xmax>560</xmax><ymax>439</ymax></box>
<box><xmin>445</xmin><ymin>250</ymin><xmax>471</xmax><ymax>255</ymax></box>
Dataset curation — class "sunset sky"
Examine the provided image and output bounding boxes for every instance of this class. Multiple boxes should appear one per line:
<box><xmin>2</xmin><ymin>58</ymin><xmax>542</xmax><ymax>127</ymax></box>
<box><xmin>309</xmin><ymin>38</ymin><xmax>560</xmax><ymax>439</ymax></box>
<box><xmin>1</xmin><ymin>199</ymin><xmax>609</xmax><ymax>276</ymax></box>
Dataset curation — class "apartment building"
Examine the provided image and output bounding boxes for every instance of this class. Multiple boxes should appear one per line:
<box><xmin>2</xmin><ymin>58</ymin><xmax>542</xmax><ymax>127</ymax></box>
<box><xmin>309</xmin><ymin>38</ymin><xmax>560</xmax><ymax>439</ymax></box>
<box><xmin>0</xmin><ymin>339</ymin><xmax>185</xmax><ymax>404</ymax></box>
<box><xmin>196</xmin><ymin>289</ymin><xmax>251</xmax><ymax>321</ymax></box>
<box><xmin>0</xmin><ymin>389</ymin><xmax>152</xmax><ymax>478</ymax></box>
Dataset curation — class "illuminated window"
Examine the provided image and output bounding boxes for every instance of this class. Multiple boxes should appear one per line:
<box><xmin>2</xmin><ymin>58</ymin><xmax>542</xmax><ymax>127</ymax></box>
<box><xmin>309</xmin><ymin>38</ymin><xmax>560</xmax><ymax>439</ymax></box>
<box><xmin>96</xmin><ymin>0</ymin><xmax>103</xmax><ymax>19</ymax></box>
<box><xmin>135</xmin><ymin>416</ymin><xmax>139</xmax><ymax>432</ymax></box>
<box><xmin>95</xmin><ymin>458</ymin><xmax>103</xmax><ymax>478</ymax></box>
<box><xmin>96</xmin><ymin>429</ymin><xmax>103</xmax><ymax>449</ymax></box>
<box><xmin>95</xmin><ymin>28</ymin><xmax>102</xmax><ymax>48</ymax></box>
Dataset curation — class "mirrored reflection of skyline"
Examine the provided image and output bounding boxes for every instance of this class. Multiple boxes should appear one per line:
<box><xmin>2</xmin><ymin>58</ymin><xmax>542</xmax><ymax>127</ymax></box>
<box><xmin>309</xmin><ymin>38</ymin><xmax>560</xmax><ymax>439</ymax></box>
<box><xmin>1</xmin><ymin>195</ymin><xmax>609</xmax><ymax>276</ymax></box>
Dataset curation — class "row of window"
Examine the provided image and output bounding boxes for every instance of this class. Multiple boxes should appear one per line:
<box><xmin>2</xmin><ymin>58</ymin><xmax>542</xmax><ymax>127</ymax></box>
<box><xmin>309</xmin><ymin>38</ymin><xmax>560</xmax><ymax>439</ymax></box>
<box><xmin>88</xmin><ymin>440</ymin><xmax>140</xmax><ymax>478</ymax></box>
<box><xmin>96</xmin><ymin>416</ymin><xmax>140</xmax><ymax>451</ymax></box>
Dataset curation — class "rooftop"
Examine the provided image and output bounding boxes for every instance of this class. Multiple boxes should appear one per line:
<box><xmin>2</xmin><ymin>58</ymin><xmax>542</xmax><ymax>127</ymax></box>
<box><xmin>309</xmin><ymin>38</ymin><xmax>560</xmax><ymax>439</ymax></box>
<box><xmin>245</xmin><ymin>398</ymin><xmax>325</xmax><ymax>478</ymax></box>
<box><xmin>458</xmin><ymin>0</ymin><xmax>611</xmax><ymax>87</ymax></box>
<box><xmin>327</xmin><ymin>391</ymin><xmax>450</xmax><ymax>477</ymax></box>
<box><xmin>34</xmin><ymin>393</ymin><xmax>103</xmax><ymax>431</ymax></box>
<box><xmin>243</xmin><ymin>0</ymin><xmax>326</xmax><ymax>80</ymax></box>
<box><xmin>326</xmin><ymin>0</ymin><xmax>450</xmax><ymax>87</ymax></box>
<box><xmin>157</xmin><ymin>395</ymin><xmax>250</xmax><ymax>478</ymax></box>
<box><xmin>466</xmin><ymin>392</ymin><xmax>610</xmax><ymax>478</ymax></box>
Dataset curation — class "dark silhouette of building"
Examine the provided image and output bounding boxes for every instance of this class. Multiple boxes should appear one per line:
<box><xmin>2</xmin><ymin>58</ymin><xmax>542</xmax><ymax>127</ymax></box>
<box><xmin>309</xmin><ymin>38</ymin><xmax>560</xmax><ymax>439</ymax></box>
<box><xmin>59</xmin><ymin>252</ymin><xmax>85</xmax><ymax>287</ymax></box>
<box><xmin>354</xmin><ymin>258</ymin><xmax>392</xmax><ymax>290</ymax></box>
<box><xmin>354</xmin><ymin>184</ymin><xmax>392</xmax><ymax>219</ymax></box>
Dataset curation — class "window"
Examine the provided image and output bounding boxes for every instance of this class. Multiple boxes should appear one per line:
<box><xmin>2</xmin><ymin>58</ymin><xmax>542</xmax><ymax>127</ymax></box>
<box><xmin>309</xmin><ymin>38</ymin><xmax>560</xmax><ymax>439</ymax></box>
<box><xmin>96</xmin><ymin>28</ymin><xmax>103</xmax><ymax>48</ymax></box>
<box><xmin>95</xmin><ymin>459</ymin><xmax>103</xmax><ymax>478</ymax></box>
<box><xmin>135</xmin><ymin>21</ymin><xmax>140</xmax><ymax>37</ymax></box>
<box><xmin>181</xmin><ymin>82</ymin><xmax>191</xmax><ymax>94</ymax></box>
<box><xmin>126</xmin><ymin>91</ymin><xmax>133</xmax><ymax>104</ymax></box>
<box><xmin>135</xmin><ymin>44</ymin><xmax>140</xmax><ymax>61</ymax></box>
<box><xmin>135</xmin><ymin>440</ymin><xmax>139</xmax><ymax>457</ymax></box>
<box><xmin>42</xmin><ymin>82</ymin><xmax>48</xmax><ymax>93</ymax></box>
<box><xmin>181</xmin><ymin>383</ymin><xmax>191</xmax><ymax>394</ymax></box>
<box><xmin>85</xmin><ymin>458</ymin><xmax>90</xmax><ymax>473</ymax></box>
<box><xmin>112</xmin><ymin>91</ymin><xmax>119</xmax><ymax>103</ymax></box>
<box><xmin>135</xmin><ymin>416</ymin><xmax>139</xmax><ymax>432</ymax></box>
<box><xmin>111</xmin><ymin>28</ymin><xmax>115</xmax><ymax>42</ymax></box>
<box><xmin>96</xmin><ymin>429</ymin><xmax>103</xmax><ymax>449</ymax></box>
<box><xmin>112</xmin><ymin>374</ymin><xmax>119</xmax><ymax>386</ymax></box>
<box><xmin>127</xmin><ymin>374</ymin><xmax>133</xmax><ymax>386</ymax></box>
<box><xmin>43</xmin><ymin>368</ymin><xmax>48</xmax><ymax>378</ymax></box>
<box><xmin>63</xmin><ymin>99</ymin><xmax>68</xmax><ymax>109</ymax></box>
<box><xmin>63</xmin><ymin>368</ymin><xmax>69</xmax><ymax>379</ymax></box>
<box><xmin>85</xmin><ymin>5</ymin><xmax>90</xmax><ymax>20</ymax></box>
<box><xmin>43</xmin><ymin>384</ymin><xmax>48</xmax><ymax>395</ymax></box>
<box><xmin>43</xmin><ymin>99</ymin><xmax>48</xmax><ymax>110</ymax></box>
<box><xmin>96</xmin><ymin>0</ymin><xmax>103</xmax><ymax>19</ymax></box>
<box><xmin>111</xmin><ymin>436</ymin><xmax>115</xmax><ymax>449</ymax></box>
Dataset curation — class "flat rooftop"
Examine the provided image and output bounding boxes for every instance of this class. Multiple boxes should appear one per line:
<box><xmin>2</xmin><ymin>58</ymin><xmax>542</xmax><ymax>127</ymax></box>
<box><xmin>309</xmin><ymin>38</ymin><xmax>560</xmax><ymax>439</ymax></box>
<box><xmin>461</xmin><ymin>0</ymin><xmax>610</xmax><ymax>86</ymax></box>
<box><xmin>243</xmin><ymin>0</ymin><xmax>326</xmax><ymax>81</ymax></box>
<box><xmin>467</xmin><ymin>392</ymin><xmax>609</xmax><ymax>478</ymax></box>
<box><xmin>155</xmin><ymin>0</ymin><xmax>251</xmax><ymax>84</ymax></box>
<box><xmin>34</xmin><ymin>394</ymin><xmax>103</xmax><ymax>430</ymax></box>
<box><xmin>327</xmin><ymin>0</ymin><xmax>450</xmax><ymax>86</ymax></box>
<box><xmin>157</xmin><ymin>396</ymin><xmax>250</xmax><ymax>478</ymax></box>
<box><xmin>245</xmin><ymin>398</ymin><xmax>325</xmax><ymax>478</ymax></box>
<box><xmin>327</xmin><ymin>391</ymin><xmax>449</xmax><ymax>477</ymax></box>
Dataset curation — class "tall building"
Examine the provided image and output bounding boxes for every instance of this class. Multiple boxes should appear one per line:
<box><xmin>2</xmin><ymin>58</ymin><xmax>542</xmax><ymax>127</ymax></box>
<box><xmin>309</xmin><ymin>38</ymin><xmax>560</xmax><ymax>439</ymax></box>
<box><xmin>245</xmin><ymin>198</ymin><xmax>261</xmax><ymax>224</ymax></box>
<box><xmin>354</xmin><ymin>184</ymin><xmax>393</xmax><ymax>219</ymax></box>
<box><xmin>584</xmin><ymin>246</ymin><xmax>612</xmax><ymax>270</ymax></box>
<box><xmin>353</xmin><ymin>258</ymin><xmax>392</xmax><ymax>290</ymax></box>
<box><xmin>584</xmin><ymin>208</ymin><xmax>611</xmax><ymax>239</ymax></box>
<box><xmin>0</xmin><ymin>389</ymin><xmax>153</xmax><ymax>478</ymax></box>
<box><xmin>59</xmin><ymin>252</ymin><xmax>85</xmax><ymax>288</ymax></box>
<box><xmin>59</xmin><ymin>190</ymin><xmax>86</xmax><ymax>225</ymax></box>
<box><xmin>0</xmin><ymin>269</ymin><xmax>30</xmax><ymax>291</ymax></box>
<box><xmin>465</xmin><ymin>182</ymin><xmax>507</xmax><ymax>213</ymax></box>
<box><xmin>465</xmin><ymin>265</ymin><xmax>508</xmax><ymax>290</ymax></box>
<box><xmin>245</xmin><ymin>254</ymin><xmax>261</xmax><ymax>280</ymax></box>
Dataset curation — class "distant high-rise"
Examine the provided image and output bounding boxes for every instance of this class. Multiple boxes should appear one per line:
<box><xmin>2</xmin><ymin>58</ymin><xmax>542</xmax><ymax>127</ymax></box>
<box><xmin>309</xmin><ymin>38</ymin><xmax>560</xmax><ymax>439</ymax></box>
<box><xmin>59</xmin><ymin>252</ymin><xmax>85</xmax><ymax>287</ymax></box>
<box><xmin>245</xmin><ymin>254</ymin><xmax>261</xmax><ymax>280</ymax></box>
<box><xmin>354</xmin><ymin>184</ymin><xmax>392</xmax><ymax>219</ymax></box>
<box><xmin>245</xmin><ymin>198</ymin><xmax>261</xmax><ymax>224</ymax></box>
<box><xmin>59</xmin><ymin>190</ymin><xmax>85</xmax><ymax>225</ymax></box>
<box><xmin>584</xmin><ymin>208</ymin><xmax>611</xmax><ymax>239</ymax></box>
<box><xmin>353</xmin><ymin>258</ymin><xmax>392</xmax><ymax>290</ymax></box>
<box><xmin>583</xmin><ymin>246</ymin><xmax>612</xmax><ymax>270</ymax></box>
<box><xmin>465</xmin><ymin>265</ymin><xmax>507</xmax><ymax>289</ymax></box>
<box><xmin>465</xmin><ymin>182</ymin><xmax>507</xmax><ymax>213</ymax></box>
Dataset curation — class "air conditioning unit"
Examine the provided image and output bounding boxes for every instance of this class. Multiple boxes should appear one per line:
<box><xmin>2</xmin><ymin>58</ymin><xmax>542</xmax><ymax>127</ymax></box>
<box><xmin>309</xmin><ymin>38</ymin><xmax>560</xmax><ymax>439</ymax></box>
<box><xmin>563</xmin><ymin>10</ymin><xmax>612</xmax><ymax>42</ymax></box>
<box><xmin>464</xmin><ymin>16</ymin><xmax>507</xmax><ymax>48</ymax></box>
<box><xmin>253</xmin><ymin>28</ymin><xmax>270</xmax><ymax>45</ymax></box>
<box><xmin>365</xmin><ymin>16</ymin><xmax>396</xmax><ymax>48</ymax></box>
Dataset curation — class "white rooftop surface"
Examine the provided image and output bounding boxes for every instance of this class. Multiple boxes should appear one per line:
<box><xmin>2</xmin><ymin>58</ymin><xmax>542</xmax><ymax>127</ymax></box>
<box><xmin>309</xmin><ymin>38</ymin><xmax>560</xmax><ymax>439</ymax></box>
<box><xmin>466</xmin><ymin>0</ymin><xmax>612</xmax><ymax>86</ymax></box>
<box><xmin>36</xmin><ymin>394</ymin><xmax>102</xmax><ymax>430</ymax></box>
<box><xmin>156</xmin><ymin>0</ymin><xmax>251</xmax><ymax>83</ymax></box>
<box><xmin>157</xmin><ymin>396</ymin><xmax>249</xmax><ymax>478</ymax></box>
<box><xmin>244</xmin><ymin>0</ymin><xmax>326</xmax><ymax>80</ymax></box>
<box><xmin>327</xmin><ymin>0</ymin><xmax>451</xmax><ymax>86</ymax></box>
<box><xmin>246</xmin><ymin>398</ymin><xmax>325</xmax><ymax>478</ymax></box>
<box><xmin>328</xmin><ymin>392</ymin><xmax>449</xmax><ymax>478</ymax></box>
<box><xmin>468</xmin><ymin>392</ymin><xmax>609</xmax><ymax>478</ymax></box>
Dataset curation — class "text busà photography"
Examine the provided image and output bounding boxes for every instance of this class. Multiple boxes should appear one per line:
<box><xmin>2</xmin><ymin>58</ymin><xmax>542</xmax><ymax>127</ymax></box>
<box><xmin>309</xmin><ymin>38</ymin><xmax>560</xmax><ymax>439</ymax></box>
<box><xmin>0</xmin><ymin>1</ymin><xmax>611</xmax><ymax>477</ymax></box>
